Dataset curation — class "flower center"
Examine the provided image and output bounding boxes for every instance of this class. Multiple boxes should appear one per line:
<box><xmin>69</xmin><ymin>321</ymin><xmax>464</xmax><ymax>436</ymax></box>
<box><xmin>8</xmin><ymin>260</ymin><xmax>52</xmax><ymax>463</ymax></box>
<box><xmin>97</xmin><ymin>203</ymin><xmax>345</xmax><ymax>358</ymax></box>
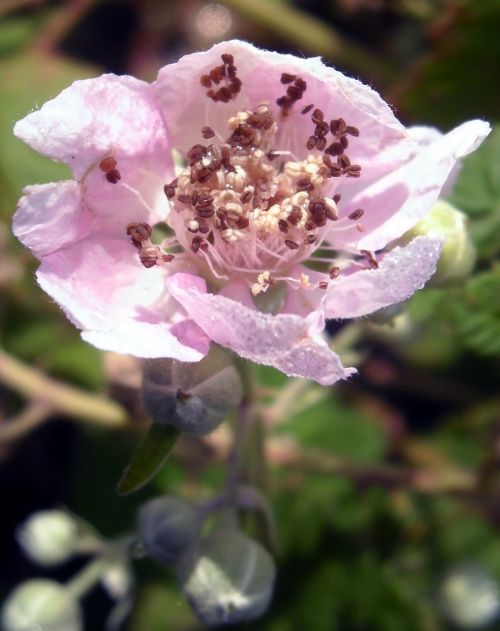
<box><xmin>122</xmin><ymin>55</ymin><xmax>372</xmax><ymax>295</ymax></box>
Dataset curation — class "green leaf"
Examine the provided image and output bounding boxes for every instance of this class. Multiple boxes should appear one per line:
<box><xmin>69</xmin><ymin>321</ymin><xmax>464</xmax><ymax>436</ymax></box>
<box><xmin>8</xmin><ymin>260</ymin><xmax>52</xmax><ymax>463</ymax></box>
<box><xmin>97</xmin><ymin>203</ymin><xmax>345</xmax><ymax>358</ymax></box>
<box><xmin>451</xmin><ymin>125</ymin><xmax>500</xmax><ymax>260</ymax></box>
<box><xmin>450</xmin><ymin>270</ymin><xmax>500</xmax><ymax>356</ymax></box>
<box><xmin>117</xmin><ymin>424</ymin><xmax>180</xmax><ymax>496</ymax></box>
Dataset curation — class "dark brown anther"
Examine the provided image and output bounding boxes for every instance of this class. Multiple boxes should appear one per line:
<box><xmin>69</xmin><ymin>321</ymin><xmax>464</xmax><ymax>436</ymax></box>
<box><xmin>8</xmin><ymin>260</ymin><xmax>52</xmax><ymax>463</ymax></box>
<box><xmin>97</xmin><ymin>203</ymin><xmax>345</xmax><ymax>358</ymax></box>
<box><xmin>348</xmin><ymin>208</ymin><xmax>364</xmax><ymax>221</ymax></box>
<box><xmin>315</xmin><ymin>121</ymin><xmax>329</xmax><ymax>138</ymax></box>
<box><xmin>197</xmin><ymin>192</ymin><xmax>213</xmax><ymax>206</ymax></box>
<box><xmin>288</xmin><ymin>206</ymin><xmax>302</xmax><ymax>225</ymax></box>
<box><xmin>229</xmin><ymin>78</ymin><xmax>242</xmax><ymax>94</ymax></box>
<box><xmin>330</xmin><ymin>118</ymin><xmax>345</xmax><ymax>136</ymax></box>
<box><xmin>199</xmin><ymin>242</ymin><xmax>209</xmax><ymax>253</ymax></box>
<box><xmin>218</xmin><ymin>86</ymin><xmax>232</xmax><ymax>102</ymax></box>
<box><xmin>202</xmin><ymin>126</ymin><xmax>215</xmax><ymax>139</ymax></box>
<box><xmin>338</xmin><ymin>154</ymin><xmax>351</xmax><ymax>168</ymax></box>
<box><xmin>197</xmin><ymin>218</ymin><xmax>211</xmax><ymax>233</ymax></box>
<box><xmin>316</xmin><ymin>137</ymin><xmax>327</xmax><ymax>151</ymax></box>
<box><xmin>346</xmin><ymin>125</ymin><xmax>360</xmax><ymax>137</ymax></box>
<box><xmin>200</xmin><ymin>74</ymin><xmax>212</xmax><ymax>88</ymax></box>
<box><xmin>330</xmin><ymin>165</ymin><xmax>343</xmax><ymax>177</ymax></box>
<box><xmin>301</xmin><ymin>104</ymin><xmax>314</xmax><ymax>115</ymax></box>
<box><xmin>266</xmin><ymin>151</ymin><xmax>279</xmax><ymax>161</ymax></box>
<box><xmin>318</xmin><ymin>166</ymin><xmax>330</xmax><ymax>178</ymax></box>
<box><xmin>305</xmin><ymin>234</ymin><xmax>316</xmax><ymax>245</ymax></box>
<box><xmin>99</xmin><ymin>156</ymin><xmax>117</xmax><ymax>172</ymax></box>
<box><xmin>177</xmin><ymin>194</ymin><xmax>192</xmax><ymax>205</ymax></box>
<box><xmin>294</xmin><ymin>78</ymin><xmax>307</xmax><ymax>92</ymax></box>
<box><xmin>318</xmin><ymin>281</ymin><xmax>329</xmax><ymax>289</ymax></box>
<box><xmin>296</xmin><ymin>177</ymin><xmax>313</xmax><ymax>192</ymax></box>
<box><xmin>197</xmin><ymin>169</ymin><xmax>212</xmax><ymax>184</ymax></box>
<box><xmin>191</xmin><ymin>190</ymin><xmax>199</xmax><ymax>206</ymax></box>
<box><xmin>360</xmin><ymin>249</ymin><xmax>379</xmax><ymax>269</ymax></box>
<box><xmin>278</xmin><ymin>219</ymin><xmax>289</xmax><ymax>234</ymax></box>
<box><xmin>304</xmin><ymin>221</ymin><xmax>316</xmax><ymax>231</ymax></box>
<box><xmin>191</xmin><ymin>237</ymin><xmax>203</xmax><ymax>253</ymax></box>
<box><xmin>162</xmin><ymin>254</ymin><xmax>175</xmax><ymax>263</ymax></box>
<box><xmin>236</xmin><ymin>216</ymin><xmax>250</xmax><ymax>229</ymax></box>
<box><xmin>105</xmin><ymin>169</ymin><xmax>121</xmax><ymax>184</ymax></box>
<box><xmin>206</xmin><ymin>89</ymin><xmax>216</xmax><ymax>101</ymax></box>
<box><xmin>325</xmin><ymin>142</ymin><xmax>343</xmax><ymax>156</ymax></box>
<box><xmin>221</xmin><ymin>53</ymin><xmax>234</xmax><ymax>65</ymax></box>
<box><xmin>209</xmin><ymin>66</ymin><xmax>225</xmax><ymax>84</ymax></box>
<box><xmin>287</xmin><ymin>84</ymin><xmax>303</xmax><ymax>100</ymax></box>
<box><xmin>187</xmin><ymin>144</ymin><xmax>206</xmax><ymax>163</ymax></box>
<box><xmin>344</xmin><ymin>164</ymin><xmax>361</xmax><ymax>176</ymax></box>
<box><xmin>329</xmin><ymin>266</ymin><xmax>340</xmax><ymax>279</ymax></box>
<box><xmin>126</xmin><ymin>222</ymin><xmax>152</xmax><ymax>243</ymax></box>
<box><xmin>340</xmin><ymin>135</ymin><xmax>349</xmax><ymax>150</ymax></box>
<box><xmin>333</xmin><ymin>193</ymin><xmax>341</xmax><ymax>203</ymax></box>
<box><xmin>197</xmin><ymin>207</ymin><xmax>215</xmax><ymax>218</ymax></box>
<box><xmin>311</xmin><ymin>109</ymin><xmax>324</xmax><ymax>124</ymax></box>
<box><xmin>280</xmin><ymin>72</ymin><xmax>297</xmax><ymax>84</ymax></box>
<box><xmin>240</xmin><ymin>190</ymin><xmax>253</xmax><ymax>204</ymax></box>
<box><xmin>139</xmin><ymin>245</ymin><xmax>159</xmax><ymax>268</ymax></box>
<box><xmin>285</xmin><ymin>239</ymin><xmax>299</xmax><ymax>250</ymax></box>
<box><xmin>306</xmin><ymin>136</ymin><xmax>317</xmax><ymax>150</ymax></box>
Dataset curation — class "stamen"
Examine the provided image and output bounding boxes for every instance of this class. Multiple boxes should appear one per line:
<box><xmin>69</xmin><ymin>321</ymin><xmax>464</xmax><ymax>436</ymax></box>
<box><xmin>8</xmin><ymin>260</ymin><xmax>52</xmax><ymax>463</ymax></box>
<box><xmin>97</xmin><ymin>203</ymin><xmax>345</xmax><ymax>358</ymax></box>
<box><xmin>202</xmin><ymin>126</ymin><xmax>215</xmax><ymax>139</ymax></box>
<box><xmin>348</xmin><ymin>208</ymin><xmax>364</xmax><ymax>221</ymax></box>
<box><xmin>360</xmin><ymin>249</ymin><xmax>379</xmax><ymax>269</ymax></box>
<box><xmin>318</xmin><ymin>281</ymin><xmax>328</xmax><ymax>289</ymax></box>
<box><xmin>285</xmin><ymin>239</ymin><xmax>299</xmax><ymax>250</ymax></box>
<box><xmin>105</xmin><ymin>169</ymin><xmax>121</xmax><ymax>184</ymax></box>
<box><xmin>329</xmin><ymin>266</ymin><xmax>340</xmax><ymax>279</ymax></box>
<box><xmin>301</xmin><ymin>104</ymin><xmax>314</xmax><ymax>115</ymax></box>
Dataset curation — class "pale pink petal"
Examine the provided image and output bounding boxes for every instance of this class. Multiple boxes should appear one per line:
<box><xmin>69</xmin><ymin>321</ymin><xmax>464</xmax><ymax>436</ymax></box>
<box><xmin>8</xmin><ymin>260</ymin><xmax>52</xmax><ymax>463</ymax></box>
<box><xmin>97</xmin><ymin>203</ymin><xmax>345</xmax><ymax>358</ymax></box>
<box><xmin>322</xmin><ymin>236</ymin><xmax>443</xmax><ymax>319</ymax></box>
<box><xmin>336</xmin><ymin>120</ymin><xmax>490</xmax><ymax>252</ymax></box>
<box><xmin>13</xmin><ymin>181</ymin><xmax>91</xmax><ymax>258</ymax></box>
<box><xmin>14</xmin><ymin>74</ymin><xmax>171</xmax><ymax>231</ymax></box>
<box><xmin>14</xmin><ymin>74</ymin><xmax>169</xmax><ymax>177</ymax></box>
<box><xmin>154</xmin><ymin>40</ymin><xmax>414</xmax><ymax>181</ymax></box>
<box><xmin>167</xmin><ymin>273</ymin><xmax>355</xmax><ymax>385</ymax></box>
<box><xmin>36</xmin><ymin>236</ymin><xmax>203</xmax><ymax>361</ymax></box>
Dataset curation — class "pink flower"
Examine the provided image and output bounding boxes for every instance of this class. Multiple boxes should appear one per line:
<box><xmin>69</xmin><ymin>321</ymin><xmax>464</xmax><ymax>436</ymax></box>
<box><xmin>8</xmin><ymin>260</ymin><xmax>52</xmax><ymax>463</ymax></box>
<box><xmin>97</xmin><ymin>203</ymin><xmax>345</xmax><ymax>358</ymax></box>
<box><xmin>13</xmin><ymin>41</ymin><xmax>489</xmax><ymax>385</ymax></box>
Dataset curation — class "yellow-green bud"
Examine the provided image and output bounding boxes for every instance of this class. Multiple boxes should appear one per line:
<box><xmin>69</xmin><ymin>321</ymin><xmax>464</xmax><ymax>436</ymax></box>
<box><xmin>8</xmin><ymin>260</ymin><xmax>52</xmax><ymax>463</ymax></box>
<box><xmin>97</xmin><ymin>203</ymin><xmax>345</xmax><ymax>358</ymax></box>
<box><xmin>403</xmin><ymin>200</ymin><xmax>476</xmax><ymax>286</ymax></box>
<box><xmin>16</xmin><ymin>511</ymin><xmax>79</xmax><ymax>567</ymax></box>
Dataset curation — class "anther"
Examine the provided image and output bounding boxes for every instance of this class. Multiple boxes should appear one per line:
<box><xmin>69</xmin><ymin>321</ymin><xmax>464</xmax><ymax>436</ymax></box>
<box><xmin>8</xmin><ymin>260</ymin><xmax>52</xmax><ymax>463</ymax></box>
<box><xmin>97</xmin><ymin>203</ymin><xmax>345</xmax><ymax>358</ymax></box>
<box><xmin>278</xmin><ymin>219</ymin><xmax>289</xmax><ymax>234</ymax></box>
<box><xmin>325</xmin><ymin>142</ymin><xmax>343</xmax><ymax>156</ymax></box>
<box><xmin>221</xmin><ymin>53</ymin><xmax>234</xmax><ymax>65</ymax></box>
<box><xmin>288</xmin><ymin>206</ymin><xmax>302</xmax><ymax>225</ymax></box>
<box><xmin>318</xmin><ymin>281</ymin><xmax>328</xmax><ymax>289</ymax></box>
<box><xmin>296</xmin><ymin>177</ymin><xmax>313</xmax><ymax>192</ymax></box>
<box><xmin>316</xmin><ymin>137</ymin><xmax>327</xmax><ymax>151</ymax></box>
<box><xmin>162</xmin><ymin>254</ymin><xmax>175</xmax><ymax>263</ymax></box>
<box><xmin>240</xmin><ymin>190</ymin><xmax>253</xmax><ymax>204</ymax></box>
<box><xmin>105</xmin><ymin>169</ymin><xmax>121</xmax><ymax>184</ymax></box>
<box><xmin>191</xmin><ymin>237</ymin><xmax>203</xmax><ymax>253</ymax></box>
<box><xmin>311</xmin><ymin>109</ymin><xmax>324</xmax><ymax>124</ymax></box>
<box><xmin>346</xmin><ymin>125</ymin><xmax>360</xmax><ymax>136</ymax></box>
<box><xmin>338</xmin><ymin>154</ymin><xmax>351</xmax><ymax>168</ymax></box>
<box><xmin>126</xmin><ymin>222</ymin><xmax>152</xmax><ymax>243</ymax></box>
<box><xmin>285</xmin><ymin>239</ymin><xmax>299</xmax><ymax>250</ymax></box>
<box><xmin>333</xmin><ymin>194</ymin><xmax>341</xmax><ymax>203</ymax></box>
<box><xmin>306</xmin><ymin>136</ymin><xmax>317</xmax><ymax>150</ymax></box>
<box><xmin>99</xmin><ymin>156</ymin><xmax>117</xmax><ymax>172</ymax></box>
<box><xmin>329</xmin><ymin>266</ymin><xmax>340</xmax><ymax>279</ymax></box>
<box><xmin>348</xmin><ymin>208</ymin><xmax>364</xmax><ymax>220</ymax></box>
<box><xmin>301</xmin><ymin>104</ymin><xmax>314</xmax><ymax>115</ymax></box>
<box><xmin>360</xmin><ymin>250</ymin><xmax>379</xmax><ymax>269</ymax></box>
<box><xmin>200</xmin><ymin>74</ymin><xmax>212</xmax><ymax>88</ymax></box>
<box><xmin>202</xmin><ymin>126</ymin><xmax>215</xmax><ymax>139</ymax></box>
<box><xmin>139</xmin><ymin>245</ymin><xmax>159</xmax><ymax>268</ymax></box>
<box><xmin>280</xmin><ymin>72</ymin><xmax>296</xmax><ymax>84</ymax></box>
<box><xmin>177</xmin><ymin>194</ymin><xmax>192</xmax><ymax>205</ymax></box>
<box><xmin>305</xmin><ymin>234</ymin><xmax>316</xmax><ymax>245</ymax></box>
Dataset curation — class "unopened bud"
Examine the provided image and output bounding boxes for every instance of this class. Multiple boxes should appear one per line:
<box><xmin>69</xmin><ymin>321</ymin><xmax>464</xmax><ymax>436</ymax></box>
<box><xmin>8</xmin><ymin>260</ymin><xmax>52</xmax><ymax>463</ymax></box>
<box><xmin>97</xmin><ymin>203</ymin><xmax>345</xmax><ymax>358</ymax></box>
<box><xmin>142</xmin><ymin>346</ymin><xmax>243</xmax><ymax>436</ymax></box>
<box><xmin>438</xmin><ymin>564</ymin><xmax>500</xmax><ymax>629</ymax></box>
<box><xmin>177</xmin><ymin>528</ymin><xmax>275</xmax><ymax>625</ymax></box>
<box><xmin>16</xmin><ymin>510</ymin><xmax>79</xmax><ymax>566</ymax></box>
<box><xmin>1</xmin><ymin>580</ymin><xmax>82</xmax><ymax>631</ymax></box>
<box><xmin>402</xmin><ymin>200</ymin><xmax>476</xmax><ymax>286</ymax></box>
<box><xmin>137</xmin><ymin>496</ymin><xmax>201</xmax><ymax>566</ymax></box>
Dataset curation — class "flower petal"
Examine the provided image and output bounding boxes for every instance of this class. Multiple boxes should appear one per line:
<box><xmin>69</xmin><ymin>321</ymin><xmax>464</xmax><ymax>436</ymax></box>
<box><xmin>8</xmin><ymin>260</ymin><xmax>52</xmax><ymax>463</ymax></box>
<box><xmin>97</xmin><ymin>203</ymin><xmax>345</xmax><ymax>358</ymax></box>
<box><xmin>337</xmin><ymin>120</ymin><xmax>490</xmax><ymax>252</ymax></box>
<box><xmin>14</xmin><ymin>74</ymin><xmax>169</xmax><ymax>177</ymax></box>
<box><xmin>154</xmin><ymin>40</ymin><xmax>413</xmax><ymax>180</ymax></box>
<box><xmin>167</xmin><ymin>273</ymin><xmax>355</xmax><ymax>385</ymax></box>
<box><xmin>36</xmin><ymin>236</ymin><xmax>203</xmax><ymax>361</ymax></box>
<box><xmin>322</xmin><ymin>236</ymin><xmax>443</xmax><ymax>319</ymax></box>
<box><xmin>13</xmin><ymin>181</ymin><xmax>91</xmax><ymax>258</ymax></box>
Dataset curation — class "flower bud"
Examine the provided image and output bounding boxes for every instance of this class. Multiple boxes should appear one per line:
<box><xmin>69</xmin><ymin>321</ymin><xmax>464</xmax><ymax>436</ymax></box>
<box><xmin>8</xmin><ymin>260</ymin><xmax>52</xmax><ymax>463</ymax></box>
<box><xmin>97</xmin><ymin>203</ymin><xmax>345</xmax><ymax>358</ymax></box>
<box><xmin>402</xmin><ymin>200</ymin><xmax>476</xmax><ymax>286</ymax></box>
<box><xmin>177</xmin><ymin>528</ymin><xmax>275</xmax><ymax>625</ymax></box>
<box><xmin>142</xmin><ymin>345</ymin><xmax>243</xmax><ymax>436</ymax></box>
<box><xmin>438</xmin><ymin>564</ymin><xmax>500</xmax><ymax>629</ymax></box>
<box><xmin>137</xmin><ymin>496</ymin><xmax>201</xmax><ymax>566</ymax></box>
<box><xmin>16</xmin><ymin>510</ymin><xmax>79</xmax><ymax>566</ymax></box>
<box><xmin>1</xmin><ymin>580</ymin><xmax>82</xmax><ymax>631</ymax></box>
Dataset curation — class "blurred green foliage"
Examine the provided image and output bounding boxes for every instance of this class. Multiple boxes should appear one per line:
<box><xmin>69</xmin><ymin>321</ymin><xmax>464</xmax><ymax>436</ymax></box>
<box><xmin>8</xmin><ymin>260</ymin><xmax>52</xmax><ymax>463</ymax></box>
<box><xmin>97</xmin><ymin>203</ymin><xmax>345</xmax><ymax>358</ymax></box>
<box><xmin>1</xmin><ymin>1</ymin><xmax>500</xmax><ymax>630</ymax></box>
